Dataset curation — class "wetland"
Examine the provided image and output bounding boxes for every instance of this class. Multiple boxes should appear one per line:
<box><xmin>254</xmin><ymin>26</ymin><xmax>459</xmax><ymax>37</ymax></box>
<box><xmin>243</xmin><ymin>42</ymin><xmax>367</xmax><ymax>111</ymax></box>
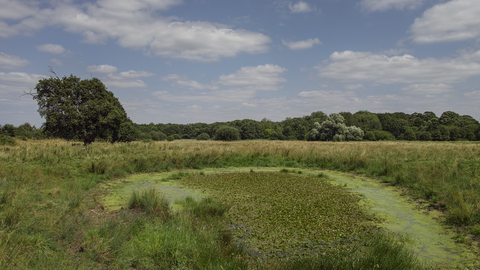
<box><xmin>1</xmin><ymin>139</ymin><xmax>480</xmax><ymax>269</ymax></box>
<box><xmin>100</xmin><ymin>167</ymin><xmax>472</xmax><ymax>268</ymax></box>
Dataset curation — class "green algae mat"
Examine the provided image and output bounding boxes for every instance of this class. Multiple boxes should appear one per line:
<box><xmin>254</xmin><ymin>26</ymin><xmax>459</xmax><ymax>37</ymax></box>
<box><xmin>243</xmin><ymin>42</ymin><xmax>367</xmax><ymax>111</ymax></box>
<box><xmin>99</xmin><ymin>167</ymin><xmax>475</xmax><ymax>268</ymax></box>
<box><xmin>181</xmin><ymin>171</ymin><xmax>378</xmax><ymax>260</ymax></box>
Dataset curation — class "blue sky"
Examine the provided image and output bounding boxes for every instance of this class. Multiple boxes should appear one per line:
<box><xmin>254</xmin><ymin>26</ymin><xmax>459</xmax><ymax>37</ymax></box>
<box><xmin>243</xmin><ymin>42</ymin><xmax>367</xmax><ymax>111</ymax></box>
<box><xmin>1</xmin><ymin>0</ymin><xmax>480</xmax><ymax>127</ymax></box>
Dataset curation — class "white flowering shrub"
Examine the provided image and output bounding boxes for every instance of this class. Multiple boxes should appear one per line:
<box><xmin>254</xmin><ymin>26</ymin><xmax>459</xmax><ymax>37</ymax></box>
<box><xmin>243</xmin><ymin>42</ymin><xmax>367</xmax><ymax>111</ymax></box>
<box><xmin>309</xmin><ymin>113</ymin><xmax>364</xmax><ymax>141</ymax></box>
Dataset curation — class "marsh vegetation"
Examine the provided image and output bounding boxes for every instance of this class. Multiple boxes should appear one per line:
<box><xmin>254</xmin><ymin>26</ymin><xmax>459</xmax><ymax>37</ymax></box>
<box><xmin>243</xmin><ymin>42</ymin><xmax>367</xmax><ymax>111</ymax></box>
<box><xmin>0</xmin><ymin>139</ymin><xmax>479</xmax><ymax>268</ymax></box>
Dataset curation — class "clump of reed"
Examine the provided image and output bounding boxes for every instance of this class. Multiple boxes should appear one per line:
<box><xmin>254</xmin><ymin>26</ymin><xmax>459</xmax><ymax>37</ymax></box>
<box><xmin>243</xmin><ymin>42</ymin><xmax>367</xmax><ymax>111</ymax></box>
<box><xmin>127</xmin><ymin>188</ymin><xmax>171</xmax><ymax>219</ymax></box>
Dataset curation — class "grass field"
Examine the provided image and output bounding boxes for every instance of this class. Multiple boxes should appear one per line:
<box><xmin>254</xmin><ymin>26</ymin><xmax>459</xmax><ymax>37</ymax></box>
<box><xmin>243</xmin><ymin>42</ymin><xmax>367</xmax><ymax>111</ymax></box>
<box><xmin>0</xmin><ymin>139</ymin><xmax>479</xmax><ymax>268</ymax></box>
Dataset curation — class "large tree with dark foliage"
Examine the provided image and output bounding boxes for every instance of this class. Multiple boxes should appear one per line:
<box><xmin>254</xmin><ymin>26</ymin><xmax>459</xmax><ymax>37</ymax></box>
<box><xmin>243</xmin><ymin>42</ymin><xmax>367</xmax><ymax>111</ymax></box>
<box><xmin>31</xmin><ymin>70</ymin><xmax>135</xmax><ymax>145</ymax></box>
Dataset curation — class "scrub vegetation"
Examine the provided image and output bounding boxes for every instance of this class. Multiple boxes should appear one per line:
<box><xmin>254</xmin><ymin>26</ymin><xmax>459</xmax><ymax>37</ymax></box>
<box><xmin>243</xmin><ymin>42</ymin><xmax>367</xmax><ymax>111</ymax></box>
<box><xmin>0</xmin><ymin>139</ymin><xmax>479</xmax><ymax>268</ymax></box>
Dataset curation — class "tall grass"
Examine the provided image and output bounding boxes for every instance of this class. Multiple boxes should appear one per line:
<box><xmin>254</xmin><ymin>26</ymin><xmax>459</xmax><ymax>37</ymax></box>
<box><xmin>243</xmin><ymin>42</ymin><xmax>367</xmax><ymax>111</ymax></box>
<box><xmin>0</xmin><ymin>139</ymin><xmax>478</xmax><ymax>268</ymax></box>
<box><xmin>278</xmin><ymin>231</ymin><xmax>427</xmax><ymax>270</ymax></box>
<box><xmin>128</xmin><ymin>188</ymin><xmax>171</xmax><ymax>219</ymax></box>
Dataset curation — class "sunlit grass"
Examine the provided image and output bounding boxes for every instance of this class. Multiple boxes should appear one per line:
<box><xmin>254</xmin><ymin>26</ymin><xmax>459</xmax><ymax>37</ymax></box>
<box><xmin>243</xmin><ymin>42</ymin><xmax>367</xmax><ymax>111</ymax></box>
<box><xmin>0</xmin><ymin>138</ymin><xmax>479</xmax><ymax>268</ymax></box>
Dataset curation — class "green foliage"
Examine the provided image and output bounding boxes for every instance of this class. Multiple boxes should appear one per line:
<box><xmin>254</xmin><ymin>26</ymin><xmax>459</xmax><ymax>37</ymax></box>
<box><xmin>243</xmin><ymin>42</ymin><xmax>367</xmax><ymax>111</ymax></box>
<box><xmin>416</xmin><ymin>131</ymin><xmax>432</xmax><ymax>141</ymax></box>
<box><xmin>196</xmin><ymin>132</ymin><xmax>210</xmax><ymax>140</ymax></box>
<box><xmin>439</xmin><ymin>111</ymin><xmax>461</xmax><ymax>126</ymax></box>
<box><xmin>403</xmin><ymin>126</ymin><xmax>417</xmax><ymax>141</ymax></box>
<box><xmin>352</xmin><ymin>111</ymin><xmax>382</xmax><ymax>132</ymax></box>
<box><xmin>280</xmin><ymin>231</ymin><xmax>427</xmax><ymax>270</ymax></box>
<box><xmin>230</xmin><ymin>119</ymin><xmax>265</xmax><ymax>140</ymax></box>
<box><xmin>372</xmin><ymin>130</ymin><xmax>396</xmax><ymax>141</ymax></box>
<box><xmin>117</xmin><ymin>214</ymin><xmax>245</xmax><ymax>269</ymax></box>
<box><xmin>365</xmin><ymin>131</ymin><xmax>376</xmax><ymax>141</ymax></box>
<box><xmin>339</xmin><ymin>111</ymin><xmax>353</xmax><ymax>126</ymax></box>
<box><xmin>214</xmin><ymin>126</ymin><xmax>241</xmax><ymax>141</ymax></box>
<box><xmin>128</xmin><ymin>188</ymin><xmax>171</xmax><ymax>219</ymax></box>
<box><xmin>32</xmin><ymin>73</ymin><xmax>133</xmax><ymax>145</ymax></box>
<box><xmin>118</xmin><ymin>121</ymin><xmax>139</xmax><ymax>142</ymax></box>
<box><xmin>309</xmin><ymin>113</ymin><xmax>364</xmax><ymax>141</ymax></box>
<box><xmin>468</xmin><ymin>225</ymin><xmax>480</xmax><ymax>236</ymax></box>
<box><xmin>177</xmin><ymin>196</ymin><xmax>229</xmax><ymax>219</ymax></box>
<box><xmin>432</xmin><ymin>125</ymin><xmax>450</xmax><ymax>141</ymax></box>
<box><xmin>173</xmin><ymin>134</ymin><xmax>181</xmax><ymax>140</ymax></box>
<box><xmin>1</xmin><ymin>124</ymin><xmax>15</xmax><ymax>137</ymax></box>
<box><xmin>167</xmin><ymin>135</ymin><xmax>175</xmax><ymax>141</ymax></box>
<box><xmin>0</xmin><ymin>135</ymin><xmax>16</xmax><ymax>146</ymax></box>
<box><xmin>269</xmin><ymin>127</ymin><xmax>286</xmax><ymax>140</ymax></box>
<box><xmin>122</xmin><ymin>110</ymin><xmax>478</xmax><ymax>142</ymax></box>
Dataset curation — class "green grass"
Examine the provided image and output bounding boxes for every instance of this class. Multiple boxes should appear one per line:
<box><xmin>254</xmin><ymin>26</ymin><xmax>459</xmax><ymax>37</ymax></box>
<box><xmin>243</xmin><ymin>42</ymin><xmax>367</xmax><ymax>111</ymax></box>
<box><xmin>277</xmin><ymin>231</ymin><xmax>426</xmax><ymax>270</ymax></box>
<box><xmin>0</xmin><ymin>139</ymin><xmax>479</xmax><ymax>268</ymax></box>
<box><xmin>128</xmin><ymin>188</ymin><xmax>171</xmax><ymax>219</ymax></box>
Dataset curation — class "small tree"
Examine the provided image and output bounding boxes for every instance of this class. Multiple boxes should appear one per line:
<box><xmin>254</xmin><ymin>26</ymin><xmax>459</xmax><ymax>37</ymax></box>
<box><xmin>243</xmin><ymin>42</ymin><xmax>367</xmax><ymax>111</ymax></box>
<box><xmin>214</xmin><ymin>126</ymin><xmax>240</xmax><ymax>141</ymax></box>
<box><xmin>1</xmin><ymin>124</ymin><xmax>15</xmax><ymax>137</ymax></box>
<box><xmin>30</xmin><ymin>70</ymin><xmax>135</xmax><ymax>145</ymax></box>
<box><xmin>309</xmin><ymin>113</ymin><xmax>364</xmax><ymax>141</ymax></box>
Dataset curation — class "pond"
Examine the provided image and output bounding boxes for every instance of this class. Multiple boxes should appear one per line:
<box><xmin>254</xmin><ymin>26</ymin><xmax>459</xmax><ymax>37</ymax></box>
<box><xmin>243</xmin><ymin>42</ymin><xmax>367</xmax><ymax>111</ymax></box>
<box><xmin>99</xmin><ymin>167</ymin><xmax>473</xmax><ymax>268</ymax></box>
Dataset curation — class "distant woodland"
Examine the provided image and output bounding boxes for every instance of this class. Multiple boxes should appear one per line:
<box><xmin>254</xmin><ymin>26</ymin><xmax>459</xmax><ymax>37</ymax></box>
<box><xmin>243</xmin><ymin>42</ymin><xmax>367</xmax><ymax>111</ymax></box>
<box><xmin>3</xmin><ymin>110</ymin><xmax>478</xmax><ymax>142</ymax></box>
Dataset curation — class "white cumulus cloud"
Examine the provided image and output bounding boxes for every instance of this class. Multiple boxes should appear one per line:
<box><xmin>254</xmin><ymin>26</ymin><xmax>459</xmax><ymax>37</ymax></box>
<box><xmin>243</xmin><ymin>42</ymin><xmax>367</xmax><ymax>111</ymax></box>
<box><xmin>103</xmin><ymin>70</ymin><xmax>154</xmax><ymax>88</ymax></box>
<box><xmin>282</xmin><ymin>38</ymin><xmax>321</xmax><ymax>50</ymax></box>
<box><xmin>289</xmin><ymin>1</ymin><xmax>315</xmax><ymax>13</ymax></box>
<box><xmin>119</xmin><ymin>70</ymin><xmax>154</xmax><ymax>78</ymax></box>
<box><xmin>401</xmin><ymin>83</ymin><xmax>452</xmax><ymax>95</ymax></box>
<box><xmin>316</xmin><ymin>50</ymin><xmax>480</xmax><ymax>85</ymax></box>
<box><xmin>344</xmin><ymin>84</ymin><xmax>364</xmax><ymax>90</ymax></box>
<box><xmin>86</xmin><ymin>65</ymin><xmax>118</xmax><ymax>74</ymax></box>
<box><xmin>162</xmin><ymin>74</ymin><xmax>217</xmax><ymax>90</ymax></box>
<box><xmin>0</xmin><ymin>72</ymin><xmax>47</xmax><ymax>85</ymax></box>
<box><xmin>36</xmin><ymin>44</ymin><xmax>67</xmax><ymax>54</ymax></box>
<box><xmin>50</xmin><ymin>58</ymin><xmax>63</xmax><ymax>66</ymax></box>
<box><xmin>410</xmin><ymin>0</ymin><xmax>480</xmax><ymax>43</ymax></box>
<box><xmin>0</xmin><ymin>0</ymin><xmax>271</xmax><ymax>62</ymax></box>
<box><xmin>360</xmin><ymin>0</ymin><xmax>424</xmax><ymax>12</ymax></box>
<box><xmin>218</xmin><ymin>64</ymin><xmax>287</xmax><ymax>90</ymax></box>
<box><xmin>153</xmin><ymin>89</ymin><xmax>257</xmax><ymax>103</ymax></box>
<box><xmin>0</xmin><ymin>52</ymin><xmax>29</xmax><ymax>69</ymax></box>
<box><xmin>0</xmin><ymin>0</ymin><xmax>39</xmax><ymax>20</ymax></box>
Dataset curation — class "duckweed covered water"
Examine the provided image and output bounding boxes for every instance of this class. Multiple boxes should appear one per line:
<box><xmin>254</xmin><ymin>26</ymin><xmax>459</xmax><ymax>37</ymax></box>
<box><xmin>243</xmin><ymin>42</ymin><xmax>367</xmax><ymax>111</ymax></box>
<box><xmin>98</xmin><ymin>172</ymin><xmax>207</xmax><ymax>211</ymax></box>
<box><xmin>181</xmin><ymin>172</ymin><xmax>379</xmax><ymax>260</ymax></box>
<box><xmin>100</xmin><ymin>167</ymin><xmax>472</xmax><ymax>268</ymax></box>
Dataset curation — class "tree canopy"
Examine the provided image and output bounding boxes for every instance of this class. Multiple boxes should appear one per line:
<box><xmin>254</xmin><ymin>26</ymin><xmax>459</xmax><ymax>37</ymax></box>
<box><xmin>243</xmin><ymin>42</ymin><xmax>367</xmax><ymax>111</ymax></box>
<box><xmin>32</xmin><ymin>72</ymin><xmax>134</xmax><ymax>145</ymax></box>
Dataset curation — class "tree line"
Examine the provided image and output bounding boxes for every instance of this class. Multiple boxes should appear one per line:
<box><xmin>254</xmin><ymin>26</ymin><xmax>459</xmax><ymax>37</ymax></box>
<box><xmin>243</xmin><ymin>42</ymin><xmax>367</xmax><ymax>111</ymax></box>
<box><xmin>2</xmin><ymin>110</ymin><xmax>479</xmax><ymax>143</ymax></box>
<box><xmin>2</xmin><ymin>71</ymin><xmax>479</xmax><ymax>143</ymax></box>
<box><xmin>133</xmin><ymin>110</ymin><xmax>480</xmax><ymax>142</ymax></box>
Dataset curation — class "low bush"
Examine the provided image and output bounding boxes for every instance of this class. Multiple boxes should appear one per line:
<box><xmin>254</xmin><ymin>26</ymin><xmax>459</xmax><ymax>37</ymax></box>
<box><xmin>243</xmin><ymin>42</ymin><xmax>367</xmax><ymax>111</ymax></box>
<box><xmin>196</xmin><ymin>133</ymin><xmax>210</xmax><ymax>140</ymax></box>
<box><xmin>372</xmin><ymin>130</ymin><xmax>396</xmax><ymax>141</ymax></box>
<box><xmin>365</xmin><ymin>131</ymin><xmax>376</xmax><ymax>141</ymax></box>
<box><xmin>0</xmin><ymin>135</ymin><xmax>16</xmax><ymax>146</ymax></box>
<box><xmin>215</xmin><ymin>126</ymin><xmax>240</xmax><ymax>141</ymax></box>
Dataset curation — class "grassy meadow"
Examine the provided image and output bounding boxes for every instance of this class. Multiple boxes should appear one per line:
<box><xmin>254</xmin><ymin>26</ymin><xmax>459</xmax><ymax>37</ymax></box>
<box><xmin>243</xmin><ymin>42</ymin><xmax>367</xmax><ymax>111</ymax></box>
<box><xmin>1</xmin><ymin>139</ymin><xmax>479</xmax><ymax>269</ymax></box>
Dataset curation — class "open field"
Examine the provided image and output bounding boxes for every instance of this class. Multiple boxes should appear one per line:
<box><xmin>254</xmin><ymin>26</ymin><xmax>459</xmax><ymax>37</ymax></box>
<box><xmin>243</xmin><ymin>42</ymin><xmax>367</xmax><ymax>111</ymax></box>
<box><xmin>1</xmin><ymin>139</ymin><xmax>479</xmax><ymax>268</ymax></box>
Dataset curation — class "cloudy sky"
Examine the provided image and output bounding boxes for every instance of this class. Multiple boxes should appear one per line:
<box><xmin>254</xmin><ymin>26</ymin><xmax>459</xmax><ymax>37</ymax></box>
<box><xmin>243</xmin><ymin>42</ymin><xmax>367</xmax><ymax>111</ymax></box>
<box><xmin>1</xmin><ymin>0</ymin><xmax>480</xmax><ymax>126</ymax></box>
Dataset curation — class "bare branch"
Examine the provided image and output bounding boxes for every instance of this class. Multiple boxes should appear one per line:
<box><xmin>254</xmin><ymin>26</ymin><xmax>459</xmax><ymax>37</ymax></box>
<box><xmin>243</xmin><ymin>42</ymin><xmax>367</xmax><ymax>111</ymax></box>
<box><xmin>48</xmin><ymin>66</ymin><xmax>59</xmax><ymax>79</ymax></box>
<box><xmin>21</xmin><ymin>88</ymin><xmax>35</xmax><ymax>97</ymax></box>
